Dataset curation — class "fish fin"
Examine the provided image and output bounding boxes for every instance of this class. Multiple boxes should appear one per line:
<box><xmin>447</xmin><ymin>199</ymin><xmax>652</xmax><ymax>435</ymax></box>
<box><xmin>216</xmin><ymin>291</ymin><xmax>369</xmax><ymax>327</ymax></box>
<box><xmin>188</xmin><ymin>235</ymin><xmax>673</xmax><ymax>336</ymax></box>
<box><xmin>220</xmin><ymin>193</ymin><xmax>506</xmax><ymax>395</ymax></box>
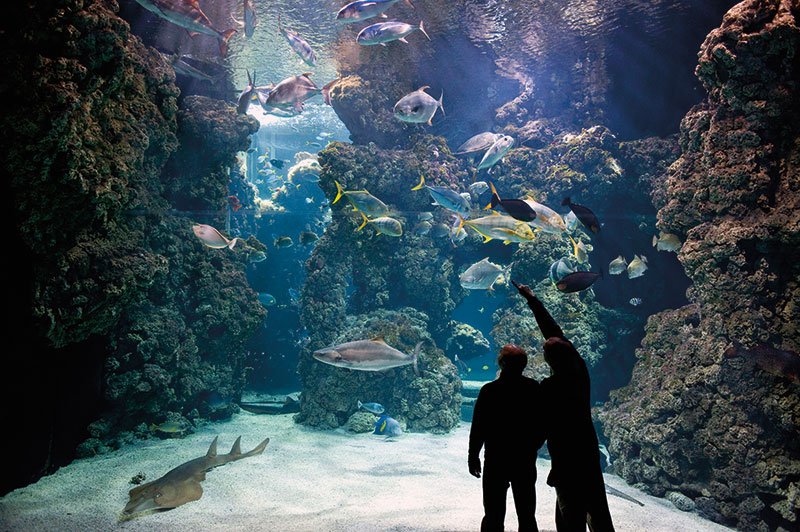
<box><xmin>438</xmin><ymin>90</ymin><xmax>445</xmax><ymax>118</ymax></box>
<box><xmin>412</xmin><ymin>342</ymin><xmax>422</xmax><ymax>376</ymax></box>
<box><xmin>405</xmin><ymin>0</ymin><xmax>415</xmax><ymax>7</ymax></box>
<box><xmin>652</xmin><ymin>235</ymin><xmax>657</xmax><ymax>247</ymax></box>
<box><xmin>419</xmin><ymin>20</ymin><xmax>430</xmax><ymax>40</ymax></box>
<box><xmin>230</xmin><ymin>436</ymin><xmax>242</xmax><ymax>456</ymax></box>
<box><xmin>206</xmin><ymin>436</ymin><xmax>219</xmax><ymax>458</ymax></box>
<box><xmin>561</xmin><ymin>196</ymin><xmax>571</xmax><ymax>207</ymax></box>
<box><xmin>380</xmin><ymin>12</ymin><xmax>388</xmax><ymax>18</ymax></box>
<box><xmin>231</xmin><ymin>15</ymin><xmax>244</xmax><ymax>27</ymax></box>
<box><xmin>369</xmin><ymin>335</ymin><xmax>388</xmax><ymax>344</ymax></box>
<box><xmin>187</xmin><ymin>30</ymin><xmax>201</xmax><ymax>39</ymax></box>
<box><xmin>219</xmin><ymin>29</ymin><xmax>237</xmax><ymax>57</ymax></box>
<box><xmin>399</xmin><ymin>37</ymin><xmax>408</xmax><ymax>43</ymax></box>
<box><xmin>322</xmin><ymin>78</ymin><xmax>339</xmax><ymax>106</ymax></box>
<box><xmin>418</xmin><ymin>85</ymin><xmax>430</xmax><ymax>92</ymax></box>
<box><xmin>333</xmin><ymin>181</ymin><xmax>345</xmax><ymax>204</ymax></box>
<box><xmin>411</xmin><ymin>174</ymin><xmax>425</xmax><ymax>191</ymax></box>
<box><xmin>357</xmin><ymin>212</ymin><xmax>369</xmax><ymax>231</ymax></box>
<box><xmin>294</xmin><ymin>101</ymin><xmax>304</xmax><ymax>113</ymax></box>
<box><xmin>228</xmin><ymin>238</ymin><xmax>238</xmax><ymax>250</ymax></box>
<box><xmin>379</xmin><ymin>42</ymin><xmax>387</xmax><ymax>46</ymax></box>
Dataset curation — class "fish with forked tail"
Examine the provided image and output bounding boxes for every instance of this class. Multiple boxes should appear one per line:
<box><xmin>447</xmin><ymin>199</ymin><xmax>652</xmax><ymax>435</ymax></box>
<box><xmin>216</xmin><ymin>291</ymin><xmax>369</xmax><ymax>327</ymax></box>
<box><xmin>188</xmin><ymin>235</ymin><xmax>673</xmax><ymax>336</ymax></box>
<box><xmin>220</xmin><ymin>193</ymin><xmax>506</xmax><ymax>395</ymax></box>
<box><xmin>313</xmin><ymin>338</ymin><xmax>422</xmax><ymax>376</ymax></box>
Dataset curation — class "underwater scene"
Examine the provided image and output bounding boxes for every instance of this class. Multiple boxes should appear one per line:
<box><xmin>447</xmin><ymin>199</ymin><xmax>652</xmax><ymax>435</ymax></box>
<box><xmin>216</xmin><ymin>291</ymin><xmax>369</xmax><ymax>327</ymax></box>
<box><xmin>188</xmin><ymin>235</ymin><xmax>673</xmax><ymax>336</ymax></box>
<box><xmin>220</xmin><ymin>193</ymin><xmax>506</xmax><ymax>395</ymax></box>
<box><xmin>1</xmin><ymin>0</ymin><xmax>799</xmax><ymax>531</ymax></box>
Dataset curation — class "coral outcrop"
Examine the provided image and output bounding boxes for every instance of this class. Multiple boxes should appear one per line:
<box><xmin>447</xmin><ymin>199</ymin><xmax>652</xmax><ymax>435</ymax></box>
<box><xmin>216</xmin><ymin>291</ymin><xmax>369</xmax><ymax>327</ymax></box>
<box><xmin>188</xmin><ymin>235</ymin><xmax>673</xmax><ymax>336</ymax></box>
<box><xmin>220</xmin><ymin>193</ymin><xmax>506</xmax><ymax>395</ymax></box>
<box><xmin>2</xmin><ymin>0</ymin><xmax>265</xmax><ymax>487</ymax></box>
<box><xmin>601</xmin><ymin>1</ymin><xmax>800</xmax><ymax>530</ymax></box>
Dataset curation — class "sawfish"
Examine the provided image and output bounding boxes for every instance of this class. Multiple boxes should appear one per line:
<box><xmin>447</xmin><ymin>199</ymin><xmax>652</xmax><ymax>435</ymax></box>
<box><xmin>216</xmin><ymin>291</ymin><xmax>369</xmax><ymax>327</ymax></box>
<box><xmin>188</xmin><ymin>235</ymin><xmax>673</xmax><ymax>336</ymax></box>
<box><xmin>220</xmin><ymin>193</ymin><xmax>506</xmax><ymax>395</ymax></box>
<box><xmin>123</xmin><ymin>435</ymin><xmax>269</xmax><ymax>516</ymax></box>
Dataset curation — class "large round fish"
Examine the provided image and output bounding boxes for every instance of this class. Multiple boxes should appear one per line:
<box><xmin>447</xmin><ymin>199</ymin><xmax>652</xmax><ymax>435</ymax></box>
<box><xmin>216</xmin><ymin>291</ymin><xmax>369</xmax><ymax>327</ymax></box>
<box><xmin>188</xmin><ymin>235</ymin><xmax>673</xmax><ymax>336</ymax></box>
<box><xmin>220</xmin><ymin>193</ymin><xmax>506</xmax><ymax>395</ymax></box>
<box><xmin>394</xmin><ymin>86</ymin><xmax>444</xmax><ymax>125</ymax></box>
<box><xmin>263</xmin><ymin>74</ymin><xmax>337</xmax><ymax>113</ymax></box>
<box><xmin>459</xmin><ymin>257</ymin><xmax>511</xmax><ymax>290</ymax></box>
<box><xmin>523</xmin><ymin>199</ymin><xmax>566</xmax><ymax>234</ymax></box>
<box><xmin>357</xmin><ymin>20</ymin><xmax>429</xmax><ymax>45</ymax></box>
<box><xmin>336</xmin><ymin>0</ymin><xmax>414</xmax><ymax>23</ymax></box>
<box><xmin>549</xmin><ymin>257</ymin><xmax>575</xmax><ymax>283</ymax></box>
<box><xmin>454</xmin><ymin>132</ymin><xmax>499</xmax><ymax>156</ymax></box>
<box><xmin>313</xmin><ymin>338</ymin><xmax>421</xmax><ymax>375</ymax></box>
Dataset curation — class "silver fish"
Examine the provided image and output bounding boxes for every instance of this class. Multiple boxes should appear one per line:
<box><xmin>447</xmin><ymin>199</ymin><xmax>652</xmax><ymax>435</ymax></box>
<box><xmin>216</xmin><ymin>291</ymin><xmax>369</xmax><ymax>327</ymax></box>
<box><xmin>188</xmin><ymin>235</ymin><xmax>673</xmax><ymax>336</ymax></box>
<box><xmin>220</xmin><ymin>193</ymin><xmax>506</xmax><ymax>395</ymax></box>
<box><xmin>192</xmin><ymin>224</ymin><xmax>238</xmax><ymax>249</ymax></box>
<box><xmin>134</xmin><ymin>0</ymin><xmax>236</xmax><ymax>57</ymax></box>
<box><xmin>652</xmin><ymin>231</ymin><xmax>682</xmax><ymax>252</ymax></box>
<box><xmin>411</xmin><ymin>174</ymin><xmax>470</xmax><ymax>218</ymax></box>
<box><xmin>279</xmin><ymin>15</ymin><xmax>317</xmax><ymax>66</ymax></box>
<box><xmin>459</xmin><ymin>257</ymin><xmax>511</xmax><ymax>290</ymax></box>
<box><xmin>454</xmin><ymin>132</ymin><xmax>499</xmax><ymax>156</ymax></box>
<box><xmin>262</xmin><ymin>73</ymin><xmax>338</xmax><ymax>114</ymax></box>
<box><xmin>313</xmin><ymin>338</ymin><xmax>421</xmax><ymax>375</ymax></box>
<box><xmin>236</xmin><ymin>70</ymin><xmax>258</xmax><ymax>114</ymax></box>
<box><xmin>608</xmin><ymin>255</ymin><xmax>627</xmax><ymax>275</ymax></box>
<box><xmin>394</xmin><ymin>86</ymin><xmax>444</xmax><ymax>125</ymax></box>
<box><xmin>356</xmin><ymin>20</ymin><xmax>429</xmax><ymax>46</ymax></box>
<box><xmin>336</xmin><ymin>0</ymin><xmax>414</xmax><ymax>23</ymax></box>
<box><xmin>476</xmin><ymin>135</ymin><xmax>514</xmax><ymax>172</ymax></box>
<box><xmin>231</xmin><ymin>0</ymin><xmax>257</xmax><ymax>38</ymax></box>
<box><xmin>627</xmin><ymin>255</ymin><xmax>648</xmax><ymax>279</ymax></box>
<box><xmin>357</xmin><ymin>213</ymin><xmax>403</xmax><ymax>236</ymax></box>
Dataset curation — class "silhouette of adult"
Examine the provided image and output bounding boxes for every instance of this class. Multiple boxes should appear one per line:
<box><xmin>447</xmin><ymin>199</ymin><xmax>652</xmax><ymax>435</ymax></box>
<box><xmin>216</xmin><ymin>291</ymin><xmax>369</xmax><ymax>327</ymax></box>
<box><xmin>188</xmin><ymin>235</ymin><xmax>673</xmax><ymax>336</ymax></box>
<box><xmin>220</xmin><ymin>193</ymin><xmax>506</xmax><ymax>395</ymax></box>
<box><xmin>468</xmin><ymin>343</ymin><xmax>545</xmax><ymax>532</ymax></box>
<box><xmin>512</xmin><ymin>280</ymin><xmax>615</xmax><ymax>532</ymax></box>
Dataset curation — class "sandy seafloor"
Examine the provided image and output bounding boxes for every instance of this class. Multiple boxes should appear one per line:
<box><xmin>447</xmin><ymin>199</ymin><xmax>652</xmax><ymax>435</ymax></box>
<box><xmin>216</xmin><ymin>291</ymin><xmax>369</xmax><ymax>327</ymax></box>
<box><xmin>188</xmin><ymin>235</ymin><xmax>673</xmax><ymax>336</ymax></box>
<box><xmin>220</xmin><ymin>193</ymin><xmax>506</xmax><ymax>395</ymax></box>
<box><xmin>0</xmin><ymin>412</ymin><xmax>733</xmax><ymax>532</ymax></box>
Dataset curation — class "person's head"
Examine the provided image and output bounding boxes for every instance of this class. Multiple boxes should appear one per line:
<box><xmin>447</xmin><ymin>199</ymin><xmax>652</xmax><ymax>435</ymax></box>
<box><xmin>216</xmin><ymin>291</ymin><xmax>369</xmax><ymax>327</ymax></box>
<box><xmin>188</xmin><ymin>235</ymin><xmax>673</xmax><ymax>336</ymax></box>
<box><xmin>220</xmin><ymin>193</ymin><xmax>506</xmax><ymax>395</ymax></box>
<box><xmin>498</xmin><ymin>343</ymin><xmax>527</xmax><ymax>374</ymax></box>
<box><xmin>543</xmin><ymin>337</ymin><xmax>576</xmax><ymax>373</ymax></box>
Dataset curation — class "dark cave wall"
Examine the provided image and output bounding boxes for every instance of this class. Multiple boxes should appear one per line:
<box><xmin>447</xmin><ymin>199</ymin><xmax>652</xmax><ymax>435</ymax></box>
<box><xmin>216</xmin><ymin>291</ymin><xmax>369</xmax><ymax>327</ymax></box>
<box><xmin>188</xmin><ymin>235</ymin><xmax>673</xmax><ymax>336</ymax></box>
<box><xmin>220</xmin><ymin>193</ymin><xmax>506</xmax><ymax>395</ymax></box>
<box><xmin>1</xmin><ymin>0</ymin><xmax>264</xmax><ymax>494</ymax></box>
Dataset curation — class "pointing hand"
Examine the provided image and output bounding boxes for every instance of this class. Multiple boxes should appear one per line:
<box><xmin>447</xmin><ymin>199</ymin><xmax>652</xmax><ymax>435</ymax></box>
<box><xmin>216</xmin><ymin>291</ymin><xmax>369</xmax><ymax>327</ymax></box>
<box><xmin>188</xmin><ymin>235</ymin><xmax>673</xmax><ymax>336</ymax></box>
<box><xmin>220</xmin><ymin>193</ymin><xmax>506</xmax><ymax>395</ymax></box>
<box><xmin>511</xmin><ymin>280</ymin><xmax>537</xmax><ymax>301</ymax></box>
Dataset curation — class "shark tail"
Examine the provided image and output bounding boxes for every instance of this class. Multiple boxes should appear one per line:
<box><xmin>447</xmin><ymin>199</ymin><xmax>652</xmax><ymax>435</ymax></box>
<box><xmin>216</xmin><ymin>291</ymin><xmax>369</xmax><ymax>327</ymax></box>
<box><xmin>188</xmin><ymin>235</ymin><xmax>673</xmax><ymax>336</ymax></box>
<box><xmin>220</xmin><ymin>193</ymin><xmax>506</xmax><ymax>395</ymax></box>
<box><xmin>218</xmin><ymin>29</ymin><xmax>237</xmax><ymax>57</ymax></box>
<box><xmin>230</xmin><ymin>436</ymin><xmax>270</xmax><ymax>460</ymax></box>
<box><xmin>412</xmin><ymin>341</ymin><xmax>423</xmax><ymax>377</ymax></box>
<box><xmin>411</xmin><ymin>174</ymin><xmax>425</xmax><ymax>191</ymax></box>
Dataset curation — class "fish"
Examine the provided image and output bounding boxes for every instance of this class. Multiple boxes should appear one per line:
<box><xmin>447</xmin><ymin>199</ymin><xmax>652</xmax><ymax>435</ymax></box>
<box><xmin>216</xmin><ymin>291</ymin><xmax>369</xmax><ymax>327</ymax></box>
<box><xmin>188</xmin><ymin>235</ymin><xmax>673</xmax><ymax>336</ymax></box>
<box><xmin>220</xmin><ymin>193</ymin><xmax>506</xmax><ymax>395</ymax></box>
<box><xmin>278</xmin><ymin>15</ymin><xmax>317</xmax><ymax>67</ymax></box>
<box><xmin>482</xmin><ymin>365</ymin><xmax>489</xmax><ymax>371</ymax></box>
<box><xmin>261</xmin><ymin>74</ymin><xmax>338</xmax><ymax>114</ymax></box>
<box><xmin>151</xmin><ymin>421</ymin><xmax>189</xmax><ymax>435</ymax></box>
<box><xmin>411</xmin><ymin>174</ymin><xmax>470</xmax><ymax>218</ymax></box>
<box><xmin>257</xmin><ymin>293</ymin><xmax>277</xmax><ymax>307</ymax></box>
<box><xmin>522</xmin><ymin>198</ymin><xmax>566</xmax><ymax>234</ymax></box>
<box><xmin>469</xmin><ymin>181</ymin><xmax>489</xmax><ymax>197</ymax></box>
<box><xmin>123</xmin><ymin>436</ymin><xmax>269</xmax><ymax>515</ymax></box>
<box><xmin>485</xmin><ymin>182</ymin><xmax>537</xmax><ymax>222</ymax></box>
<box><xmin>627</xmin><ymin>255</ymin><xmax>648</xmax><ymax>279</ymax></box>
<box><xmin>192</xmin><ymin>224</ymin><xmax>238</xmax><ymax>249</ymax></box>
<box><xmin>133</xmin><ymin>0</ymin><xmax>236</xmax><ymax>57</ymax></box>
<box><xmin>608</xmin><ymin>255</ymin><xmax>627</xmax><ymax>275</ymax></box>
<box><xmin>459</xmin><ymin>257</ymin><xmax>512</xmax><ymax>291</ymax></box>
<box><xmin>449</xmin><ymin>223</ymin><xmax>468</xmax><ymax>244</ymax></box>
<box><xmin>373</xmin><ymin>415</ymin><xmax>403</xmax><ymax>437</ymax></box>
<box><xmin>357</xmin><ymin>20</ymin><xmax>430</xmax><ymax>46</ymax></box>
<box><xmin>412</xmin><ymin>220</ymin><xmax>432</xmax><ymax>235</ymax></box>
<box><xmin>629</xmin><ymin>297</ymin><xmax>642</xmax><ymax>306</ymax></box>
<box><xmin>564</xmin><ymin>210</ymin><xmax>579</xmax><ymax>232</ymax></box>
<box><xmin>274</xmin><ymin>236</ymin><xmax>294</xmax><ymax>248</ymax></box>
<box><xmin>454</xmin><ymin>354</ymin><xmax>469</xmax><ymax>374</ymax></box>
<box><xmin>418</xmin><ymin>211</ymin><xmax>434</xmax><ymax>221</ymax></box>
<box><xmin>336</xmin><ymin>0</ymin><xmax>414</xmax><ymax>23</ymax></box>
<box><xmin>568</xmin><ymin>234</ymin><xmax>589</xmax><ymax>264</ymax></box>
<box><xmin>605</xmin><ymin>485</ymin><xmax>644</xmax><ymax>507</ymax></box>
<box><xmin>313</xmin><ymin>338</ymin><xmax>422</xmax><ymax>376</ymax></box>
<box><xmin>161</xmin><ymin>53</ymin><xmax>215</xmax><ymax>83</ymax></box>
<box><xmin>474</xmin><ymin>135</ymin><xmax>514</xmax><ymax>180</ymax></box>
<box><xmin>723</xmin><ymin>341</ymin><xmax>800</xmax><ymax>383</ymax></box>
<box><xmin>236</xmin><ymin>70</ymin><xmax>258</xmax><ymax>114</ymax></box>
<box><xmin>357</xmin><ymin>400</ymin><xmax>385</xmax><ymax>415</ymax></box>
<box><xmin>562</xmin><ymin>197</ymin><xmax>601</xmax><ymax>234</ymax></box>
<box><xmin>269</xmin><ymin>159</ymin><xmax>286</xmax><ymax>169</ymax></box>
<box><xmin>249</xmin><ymin>250</ymin><xmax>267</xmax><ymax>263</ymax></box>
<box><xmin>231</xmin><ymin>0</ymin><xmax>257</xmax><ymax>38</ymax></box>
<box><xmin>307</xmin><ymin>141</ymin><xmax>322</xmax><ymax>148</ymax></box>
<box><xmin>549</xmin><ymin>257</ymin><xmax>575</xmax><ymax>283</ymax></box>
<box><xmin>394</xmin><ymin>87</ymin><xmax>444</xmax><ymax>125</ymax></box>
<box><xmin>652</xmin><ymin>231</ymin><xmax>682</xmax><ymax>252</ymax></box>
<box><xmin>288</xmin><ymin>288</ymin><xmax>300</xmax><ymax>306</ymax></box>
<box><xmin>454</xmin><ymin>132</ymin><xmax>499</xmax><ymax>156</ymax></box>
<box><xmin>458</xmin><ymin>212</ymin><xmax>536</xmax><ymax>244</ymax></box>
<box><xmin>333</xmin><ymin>180</ymin><xmax>390</xmax><ymax>218</ymax></box>
<box><xmin>430</xmin><ymin>223</ymin><xmax>450</xmax><ymax>238</ymax></box>
<box><xmin>357</xmin><ymin>213</ymin><xmax>403</xmax><ymax>237</ymax></box>
<box><xmin>299</xmin><ymin>231</ymin><xmax>319</xmax><ymax>245</ymax></box>
<box><xmin>555</xmin><ymin>270</ymin><xmax>603</xmax><ymax>293</ymax></box>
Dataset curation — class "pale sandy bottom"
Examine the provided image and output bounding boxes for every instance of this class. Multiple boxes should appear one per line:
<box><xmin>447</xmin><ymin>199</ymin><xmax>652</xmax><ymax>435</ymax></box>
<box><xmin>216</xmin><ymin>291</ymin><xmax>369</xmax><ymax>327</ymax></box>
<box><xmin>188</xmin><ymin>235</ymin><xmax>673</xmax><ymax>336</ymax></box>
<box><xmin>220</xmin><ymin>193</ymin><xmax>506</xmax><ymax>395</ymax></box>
<box><xmin>0</xmin><ymin>413</ymin><xmax>733</xmax><ymax>532</ymax></box>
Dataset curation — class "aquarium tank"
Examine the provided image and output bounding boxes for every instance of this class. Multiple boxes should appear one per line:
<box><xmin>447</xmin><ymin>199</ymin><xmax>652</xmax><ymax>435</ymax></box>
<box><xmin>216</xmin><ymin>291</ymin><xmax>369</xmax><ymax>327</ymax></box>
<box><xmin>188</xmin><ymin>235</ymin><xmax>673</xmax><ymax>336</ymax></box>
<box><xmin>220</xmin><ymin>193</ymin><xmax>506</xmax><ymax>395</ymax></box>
<box><xmin>1</xmin><ymin>0</ymin><xmax>798</xmax><ymax>531</ymax></box>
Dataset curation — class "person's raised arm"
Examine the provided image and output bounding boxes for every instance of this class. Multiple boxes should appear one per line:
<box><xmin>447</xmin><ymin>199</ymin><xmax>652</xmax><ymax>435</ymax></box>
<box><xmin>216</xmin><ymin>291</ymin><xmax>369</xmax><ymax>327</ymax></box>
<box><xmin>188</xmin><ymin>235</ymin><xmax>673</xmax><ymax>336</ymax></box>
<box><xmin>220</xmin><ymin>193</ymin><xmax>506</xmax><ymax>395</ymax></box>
<box><xmin>511</xmin><ymin>280</ymin><xmax>565</xmax><ymax>341</ymax></box>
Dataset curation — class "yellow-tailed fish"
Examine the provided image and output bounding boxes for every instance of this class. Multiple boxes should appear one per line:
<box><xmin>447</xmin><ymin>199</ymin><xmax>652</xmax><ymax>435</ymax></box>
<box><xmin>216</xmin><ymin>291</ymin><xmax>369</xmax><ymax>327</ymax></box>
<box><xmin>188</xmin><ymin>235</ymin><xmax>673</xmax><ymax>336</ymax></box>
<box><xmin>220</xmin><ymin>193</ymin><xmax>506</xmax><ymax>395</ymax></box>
<box><xmin>334</xmin><ymin>180</ymin><xmax>390</xmax><ymax>218</ymax></box>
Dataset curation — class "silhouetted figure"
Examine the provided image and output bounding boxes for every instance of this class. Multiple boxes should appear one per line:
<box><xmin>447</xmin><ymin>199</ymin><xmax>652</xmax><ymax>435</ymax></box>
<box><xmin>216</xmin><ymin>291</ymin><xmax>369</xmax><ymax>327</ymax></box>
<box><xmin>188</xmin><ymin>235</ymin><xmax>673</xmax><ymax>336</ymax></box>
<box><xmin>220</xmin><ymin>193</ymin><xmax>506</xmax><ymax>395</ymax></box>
<box><xmin>469</xmin><ymin>344</ymin><xmax>545</xmax><ymax>532</ymax></box>
<box><xmin>512</xmin><ymin>280</ymin><xmax>615</xmax><ymax>532</ymax></box>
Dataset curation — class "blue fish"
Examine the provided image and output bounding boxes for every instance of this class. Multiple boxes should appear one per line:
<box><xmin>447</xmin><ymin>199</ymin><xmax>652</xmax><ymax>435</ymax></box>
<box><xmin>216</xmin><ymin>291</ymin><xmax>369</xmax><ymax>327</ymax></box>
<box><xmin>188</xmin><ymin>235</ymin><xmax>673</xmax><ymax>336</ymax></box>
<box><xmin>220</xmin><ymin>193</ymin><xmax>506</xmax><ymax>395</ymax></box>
<box><xmin>411</xmin><ymin>174</ymin><xmax>471</xmax><ymax>218</ymax></box>
<box><xmin>373</xmin><ymin>415</ymin><xmax>403</xmax><ymax>437</ymax></box>
<box><xmin>336</xmin><ymin>0</ymin><xmax>414</xmax><ymax>23</ymax></box>
<box><xmin>257</xmin><ymin>293</ymin><xmax>276</xmax><ymax>307</ymax></box>
<box><xmin>358</xmin><ymin>400</ymin><xmax>385</xmax><ymax>415</ymax></box>
<box><xmin>629</xmin><ymin>297</ymin><xmax>642</xmax><ymax>306</ymax></box>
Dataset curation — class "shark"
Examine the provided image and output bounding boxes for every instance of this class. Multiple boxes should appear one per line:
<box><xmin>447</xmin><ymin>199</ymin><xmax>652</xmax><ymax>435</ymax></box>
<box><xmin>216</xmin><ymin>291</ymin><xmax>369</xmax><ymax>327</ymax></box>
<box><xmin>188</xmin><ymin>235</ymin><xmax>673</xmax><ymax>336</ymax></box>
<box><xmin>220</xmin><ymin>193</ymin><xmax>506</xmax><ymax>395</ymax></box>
<box><xmin>134</xmin><ymin>0</ymin><xmax>237</xmax><ymax>57</ymax></box>
<box><xmin>123</xmin><ymin>435</ymin><xmax>269</xmax><ymax>516</ymax></box>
